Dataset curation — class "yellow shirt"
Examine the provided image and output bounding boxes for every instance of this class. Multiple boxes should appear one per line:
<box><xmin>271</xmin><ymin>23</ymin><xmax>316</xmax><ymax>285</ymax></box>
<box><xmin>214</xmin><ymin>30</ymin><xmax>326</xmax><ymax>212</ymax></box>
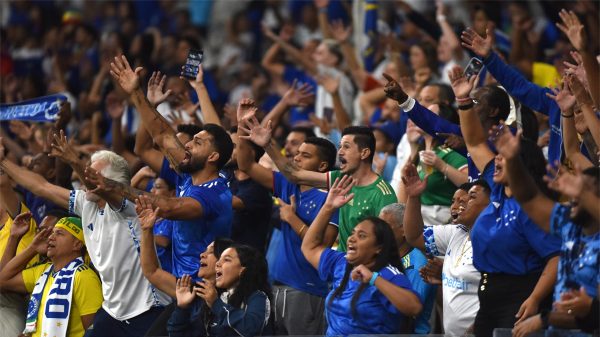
<box><xmin>22</xmin><ymin>262</ymin><xmax>103</xmax><ymax>337</ymax></box>
<box><xmin>0</xmin><ymin>203</ymin><xmax>39</xmax><ymax>267</ymax></box>
<box><xmin>532</xmin><ymin>62</ymin><xmax>560</xmax><ymax>89</ymax></box>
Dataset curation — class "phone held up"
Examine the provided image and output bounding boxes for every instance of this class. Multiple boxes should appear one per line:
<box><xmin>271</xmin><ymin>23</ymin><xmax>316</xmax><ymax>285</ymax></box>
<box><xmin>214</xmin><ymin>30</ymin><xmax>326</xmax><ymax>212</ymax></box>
<box><xmin>181</xmin><ymin>50</ymin><xmax>204</xmax><ymax>79</ymax></box>
<box><xmin>463</xmin><ymin>57</ymin><xmax>483</xmax><ymax>80</ymax></box>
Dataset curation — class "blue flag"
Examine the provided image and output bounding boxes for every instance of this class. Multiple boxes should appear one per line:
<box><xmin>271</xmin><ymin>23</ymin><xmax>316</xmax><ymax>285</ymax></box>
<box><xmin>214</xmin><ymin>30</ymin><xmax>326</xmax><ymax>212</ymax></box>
<box><xmin>0</xmin><ymin>94</ymin><xmax>67</xmax><ymax>122</ymax></box>
<box><xmin>362</xmin><ymin>0</ymin><xmax>378</xmax><ymax>72</ymax></box>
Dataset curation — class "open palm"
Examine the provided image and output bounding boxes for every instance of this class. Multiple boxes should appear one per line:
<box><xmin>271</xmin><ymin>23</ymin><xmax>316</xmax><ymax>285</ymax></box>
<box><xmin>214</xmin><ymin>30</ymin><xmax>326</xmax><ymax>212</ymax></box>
<box><xmin>50</xmin><ymin>130</ymin><xmax>79</xmax><ymax>165</ymax></box>
<box><xmin>175</xmin><ymin>275</ymin><xmax>197</xmax><ymax>309</ymax></box>
<box><xmin>448</xmin><ymin>66</ymin><xmax>475</xmax><ymax>99</ymax></box>
<box><xmin>461</xmin><ymin>27</ymin><xmax>493</xmax><ymax>58</ymax></box>
<box><xmin>325</xmin><ymin>175</ymin><xmax>355</xmax><ymax>209</ymax></box>
<box><xmin>402</xmin><ymin>164</ymin><xmax>427</xmax><ymax>197</ymax></box>
<box><xmin>239</xmin><ymin>117</ymin><xmax>272</xmax><ymax>147</ymax></box>
<box><xmin>110</xmin><ymin>55</ymin><xmax>142</xmax><ymax>94</ymax></box>
<box><xmin>490</xmin><ymin>124</ymin><xmax>521</xmax><ymax>161</ymax></box>
<box><xmin>147</xmin><ymin>71</ymin><xmax>172</xmax><ymax>107</ymax></box>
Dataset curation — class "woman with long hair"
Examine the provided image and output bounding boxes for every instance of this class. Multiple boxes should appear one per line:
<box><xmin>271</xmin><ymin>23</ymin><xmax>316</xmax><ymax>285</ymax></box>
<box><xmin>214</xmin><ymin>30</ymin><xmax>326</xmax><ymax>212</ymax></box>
<box><xmin>171</xmin><ymin>243</ymin><xmax>272</xmax><ymax>336</ymax></box>
<box><xmin>301</xmin><ymin>175</ymin><xmax>422</xmax><ymax>335</ymax></box>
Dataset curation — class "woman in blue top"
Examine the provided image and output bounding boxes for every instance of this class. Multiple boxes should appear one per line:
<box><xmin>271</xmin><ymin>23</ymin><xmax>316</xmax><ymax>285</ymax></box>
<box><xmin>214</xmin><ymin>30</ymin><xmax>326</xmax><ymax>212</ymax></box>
<box><xmin>171</xmin><ymin>243</ymin><xmax>273</xmax><ymax>337</ymax></box>
<box><xmin>301</xmin><ymin>175</ymin><xmax>422</xmax><ymax>335</ymax></box>
<box><xmin>447</xmin><ymin>65</ymin><xmax>561</xmax><ymax>337</ymax></box>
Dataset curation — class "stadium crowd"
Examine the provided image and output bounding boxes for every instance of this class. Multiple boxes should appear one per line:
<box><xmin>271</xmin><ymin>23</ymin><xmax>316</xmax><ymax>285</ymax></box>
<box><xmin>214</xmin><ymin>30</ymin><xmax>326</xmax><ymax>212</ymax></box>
<box><xmin>0</xmin><ymin>0</ymin><xmax>598</xmax><ymax>336</ymax></box>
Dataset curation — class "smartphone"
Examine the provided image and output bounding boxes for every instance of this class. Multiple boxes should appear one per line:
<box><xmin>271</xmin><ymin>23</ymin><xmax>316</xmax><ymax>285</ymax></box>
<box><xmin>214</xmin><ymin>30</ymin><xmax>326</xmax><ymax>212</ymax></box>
<box><xmin>463</xmin><ymin>57</ymin><xmax>483</xmax><ymax>79</ymax></box>
<box><xmin>181</xmin><ymin>49</ymin><xmax>203</xmax><ymax>79</ymax></box>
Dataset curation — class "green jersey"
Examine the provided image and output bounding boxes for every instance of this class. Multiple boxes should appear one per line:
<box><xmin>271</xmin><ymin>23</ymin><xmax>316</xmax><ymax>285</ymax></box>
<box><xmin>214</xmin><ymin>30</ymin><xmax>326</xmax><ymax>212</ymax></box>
<box><xmin>328</xmin><ymin>170</ymin><xmax>397</xmax><ymax>251</ymax></box>
<box><xmin>418</xmin><ymin>146</ymin><xmax>467</xmax><ymax>206</ymax></box>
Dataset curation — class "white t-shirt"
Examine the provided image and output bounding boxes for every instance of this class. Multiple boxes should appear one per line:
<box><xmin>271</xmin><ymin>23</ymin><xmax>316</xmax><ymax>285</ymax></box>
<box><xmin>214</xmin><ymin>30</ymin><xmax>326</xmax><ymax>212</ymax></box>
<box><xmin>390</xmin><ymin>133</ymin><xmax>412</xmax><ymax>194</ymax></box>
<box><xmin>69</xmin><ymin>190</ymin><xmax>171</xmax><ymax>320</ymax></box>
<box><xmin>423</xmin><ymin>224</ymin><xmax>480</xmax><ymax>336</ymax></box>
<box><xmin>314</xmin><ymin>64</ymin><xmax>355</xmax><ymax>140</ymax></box>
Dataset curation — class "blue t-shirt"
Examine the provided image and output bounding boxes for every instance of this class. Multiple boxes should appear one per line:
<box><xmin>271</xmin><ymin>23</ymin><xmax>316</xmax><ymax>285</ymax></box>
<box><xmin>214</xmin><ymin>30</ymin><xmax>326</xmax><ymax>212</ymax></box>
<box><xmin>160</xmin><ymin>159</ymin><xmax>233</xmax><ymax>278</ymax></box>
<box><xmin>283</xmin><ymin>65</ymin><xmax>317</xmax><ymax>126</ymax></box>
<box><xmin>270</xmin><ymin>172</ymin><xmax>338</xmax><ymax>297</ymax></box>
<box><xmin>550</xmin><ymin>204</ymin><xmax>599</xmax><ymax>299</ymax></box>
<box><xmin>17</xmin><ymin>187</ymin><xmax>56</xmax><ymax>225</ymax></box>
<box><xmin>402</xmin><ymin>249</ymin><xmax>436</xmax><ymax>334</ymax></box>
<box><xmin>318</xmin><ymin>249</ymin><xmax>417</xmax><ymax>335</ymax></box>
<box><xmin>154</xmin><ymin>219</ymin><xmax>173</xmax><ymax>274</ymax></box>
<box><xmin>471</xmin><ymin>161</ymin><xmax>561</xmax><ymax>274</ymax></box>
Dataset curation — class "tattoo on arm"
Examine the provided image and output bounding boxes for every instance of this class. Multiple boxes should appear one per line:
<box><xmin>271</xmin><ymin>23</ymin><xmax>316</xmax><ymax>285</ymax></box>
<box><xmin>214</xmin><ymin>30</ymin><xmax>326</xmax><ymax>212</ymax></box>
<box><xmin>582</xmin><ymin>131</ymin><xmax>599</xmax><ymax>164</ymax></box>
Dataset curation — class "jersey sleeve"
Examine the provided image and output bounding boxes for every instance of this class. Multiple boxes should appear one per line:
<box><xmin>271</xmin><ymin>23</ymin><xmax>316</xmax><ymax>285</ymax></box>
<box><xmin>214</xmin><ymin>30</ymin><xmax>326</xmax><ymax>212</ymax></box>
<box><xmin>520</xmin><ymin>209</ymin><xmax>561</xmax><ymax>260</ymax></box>
<box><xmin>423</xmin><ymin>225</ymin><xmax>458</xmax><ymax>256</ymax></box>
<box><xmin>329</xmin><ymin>209</ymin><xmax>340</xmax><ymax>227</ymax></box>
<box><xmin>378</xmin><ymin>266</ymin><xmax>420</xmax><ymax>314</ymax></box>
<box><xmin>442</xmin><ymin>149</ymin><xmax>468</xmax><ymax>170</ymax></box>
<box><xmin>73</xmin><ymin>265</ymin><xmax>104</xmax><ymax>315</ymax></box>
<box><xmin>318</xmin><ymin>248</ymin><xmax>345</xmax><ymax>282</ymax></box>
<box><xmin>21</xmin><ymin>263</ymin><xmax>50</xmax><ymax>293</ymax></box>
<box><xmin>68</xmin><ymin>190</ymin><xmax>85</xmax><ymax>216</ymax></box>
<box><xmin>327</xmin><ymin>170</ymin><xmax>342</xmax><ymax>189</ymax></box>
<box><xmin>186</xmin><ymin>185</ymin><xmax>218</xmax><ymax>219</ymax></box>
<box><xmin>159</xmin><ymin>157</ymin><xmax>179</xmax><ymax>189</ymax></box>
<box><xmin>549</xmin><ymin>203</ymin><xmax>570</xmax><ymax>237</ymax></box>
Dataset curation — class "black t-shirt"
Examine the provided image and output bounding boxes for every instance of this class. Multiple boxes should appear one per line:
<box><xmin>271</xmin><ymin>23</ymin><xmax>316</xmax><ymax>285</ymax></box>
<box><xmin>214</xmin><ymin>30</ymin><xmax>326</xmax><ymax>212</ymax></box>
<box><xmin>230</xmin><ymin>176</ymin><xmax>273</xmax><ymax>253</ymax></box>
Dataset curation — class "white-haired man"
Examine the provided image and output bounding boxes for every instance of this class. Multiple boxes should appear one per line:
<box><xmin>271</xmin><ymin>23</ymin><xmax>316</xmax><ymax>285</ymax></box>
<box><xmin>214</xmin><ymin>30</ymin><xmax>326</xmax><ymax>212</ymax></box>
<box><xmin>0</xmin><ymin>137</ymin><xmax>171</xmax><ymax>337</ymax></box>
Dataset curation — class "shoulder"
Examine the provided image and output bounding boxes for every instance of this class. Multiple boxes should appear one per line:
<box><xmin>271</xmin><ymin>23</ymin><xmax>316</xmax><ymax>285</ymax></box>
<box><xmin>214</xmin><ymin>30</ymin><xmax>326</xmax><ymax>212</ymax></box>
<box><xmin>373</xmin><ymin>178</ymin><xmax>396</xmax><ymax>199</ymax></box>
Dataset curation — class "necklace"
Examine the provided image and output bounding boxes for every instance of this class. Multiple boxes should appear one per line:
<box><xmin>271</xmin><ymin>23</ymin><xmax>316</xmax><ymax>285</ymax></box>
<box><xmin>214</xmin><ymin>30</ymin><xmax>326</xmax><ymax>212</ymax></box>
<box><xmin>453</xmin><ymin>237</ymin><xmax>471</xmax><ymax>268</ymax></box>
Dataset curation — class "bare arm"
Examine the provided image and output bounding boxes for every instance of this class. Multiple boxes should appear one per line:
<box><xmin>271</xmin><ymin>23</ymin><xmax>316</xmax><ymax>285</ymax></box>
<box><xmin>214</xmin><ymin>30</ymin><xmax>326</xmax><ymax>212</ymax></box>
<box><xmin>372</xmin><ymin>274</ymin><xmax>423</xmax><ymax>317</ymax></box>
<box><xmin>0</xmin><ymin>228</ymin><xmax>50</xmax><ymax>293</ymax></box>
<box><xmin>261</xmin><ymin>40</ymin><xmax>285</xmax><ymax>76</ymax></box>
<box><xmin>401</xmin><ymin>164</ymin><xmax>427</xmax><ymax>252</ymax></box>
<box><xmin>263</xmin><ymin>27</ymin><xmax>318</xmax><ymax>76</ymax></box>
<box><xmin>188</xmin><ymin>65</ymin><xmax>221</xmax><ymax>126</ymax></box>
<box><xmin>562</xmin><ymin>113</ymin><xmax>593</xmax><ymax>169</ymax></box>
<box><xmin>515</xmin><ymin>256</ymin><xmax>559</xmax><ymax>324</ymax></box>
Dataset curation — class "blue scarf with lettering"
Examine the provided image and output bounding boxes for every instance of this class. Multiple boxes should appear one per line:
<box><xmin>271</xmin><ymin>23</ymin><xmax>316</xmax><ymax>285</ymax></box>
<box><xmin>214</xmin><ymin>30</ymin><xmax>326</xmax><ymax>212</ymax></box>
<box><xmin>0</xmin><ymin>94</ymin><xmax>67</xmax><ymax>122</ymax></box>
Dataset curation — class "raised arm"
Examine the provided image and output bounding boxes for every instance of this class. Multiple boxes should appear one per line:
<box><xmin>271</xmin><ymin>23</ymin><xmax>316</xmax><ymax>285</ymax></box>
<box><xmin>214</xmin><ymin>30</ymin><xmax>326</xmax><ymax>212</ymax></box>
<box><xmin>263</xmin><ymin>26</ymin><xmax>318</xmax><ymax>77</ymax></box>
<box><xmin>110</xmin><ymin>56</ymin><xmax>186</xmax><ymax>173</ymax></box>
<box><xmin>136</xmin><ymin>198</ymin><xmax>176</xmax><ymax>297</ymax></box>
<box><xmin>261</xmin><ymin>80</ymin><xmax>314</xmax><ymax>130</ymax></box>
<box><xmin>302</xmin><ymin>176</ymin><xmax>354</xmax><ymax>269</ymax></box>
<box><xmin>319</xmin><ymin>74</ymin><xmax>351</xmax><ymax>130</ymax></box>
<box><xmin>491</xmin><ymin>124</ymin><xmax>554</xmax><ymax>232</ymax></box>
<box><xmin>238</xmin><ymin>115</ymin><xmax>327</xmax><ymax>188</ymax></box>
<box><xmin>546</xmin><ymin>164</ymin><xmax>600</xmax><ymax>223</ymax></box>
<box><xmin>448</xmin><ymin>66</ymin><xmax>495</xmax><ymax>172</ymax></box>
<box><xmin>567</xmin><ymin>75</ymin><xmax>600</xmax><ymax>148</ymax></box>
<box><xmin>330</xmin><ymin>20</ymin><xmax>368</xmax><ymax>89</ymax></box>
<box><xmin>0</xmin><ymin>142</ymin><xmax>69</xmax><ymax>210</ymax></box>
<box><xmin>401</xmin><ymin>164</ymin><xmax>427</xmax><ymax>252</ymax></box>
<box><xmin>0</xmin><ymin>212</ymin><xmax>32</xmax><ymax>272</ymax></box>
<box><xmin>186</xmin><ymin>64</ymin><xmax>221</xmax><ymax>126</ymax></box>
<box><xmin>0</xmin><ymin>162</ymin><xmax>19</xmax><ymax>218</ymax></box>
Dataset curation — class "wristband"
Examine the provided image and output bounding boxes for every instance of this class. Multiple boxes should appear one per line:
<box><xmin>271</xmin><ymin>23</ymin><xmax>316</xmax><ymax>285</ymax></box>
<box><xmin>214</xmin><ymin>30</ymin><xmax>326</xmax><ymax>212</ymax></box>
<box><xmin>456</xmin><ymin>97</ymin><xmax>473</xmax><ymax>104</ymax></box>
<box><xmin>458</xmin><ymin>102</ymin><xmax>475</xmax><ymax>110</ymax></box>
<box><xmin>539</xmin><ymin>309</ymin><xmax>550</xmax><ymax>329</ymax></box>
<box><xmin>369</xmin><ymin>272</ymin><xmax>380</xmax><ymax>286</ymax></box>
<box><xmin>561</xmin><ymin>113</ymin><xmax>574</xmax><ymax>118</ymax></box>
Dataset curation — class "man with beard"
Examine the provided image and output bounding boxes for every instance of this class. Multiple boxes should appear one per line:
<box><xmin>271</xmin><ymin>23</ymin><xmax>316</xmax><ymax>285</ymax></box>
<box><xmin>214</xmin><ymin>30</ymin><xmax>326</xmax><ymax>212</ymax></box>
<box><xmin>493</xmin><ymin>125</ymin><xmax>599</xmax><ymax>335</ymax></box>
<box><xmin>101</xmin><ymin>55</ymin><xmax>233</xmax><ymax>282</ymax></box>
<box><xmin>0</xmin><ymin>145</ymin><xmax>171</xmax><ymax>336</ymax></box>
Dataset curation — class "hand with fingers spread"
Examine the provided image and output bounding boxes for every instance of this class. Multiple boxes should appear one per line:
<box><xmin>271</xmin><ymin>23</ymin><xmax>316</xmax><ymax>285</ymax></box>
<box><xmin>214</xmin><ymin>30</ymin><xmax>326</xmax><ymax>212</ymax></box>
<box><xmin>10</xmin><ymin>212</ymin><xmax>32</xmax><ymax>239</ymax></box>
<box><xmin>136</xmin><ymin>196</ymin><xmax>160</xmax><ymax>231</ymax></box>
<box><xmin>30</xmin><ymin>227</ymin><xmax>52</xmax><ymax>252</ymax></box>
<box><xmin>543</xmin><ymin>163</ymin><xmax>585</xmax><ymax>199</ymax></box>
<box><xmin>49</xmin><ymin>130</ymin><xmax>80</xmax><ymax>165</ymax></box>
<box><xmin>195</xmin><ymin>279</ymin><xmax>218</xmax><ymax>307</ymax></box>
<box><xmin>236</xmin><ymin>98</ymin><xmax>257</xmax><ymax>124</ymax></box>
<box><xmin>283</xmin><ymin>80</ymin><xmax>315</xmax><ymax>107</ymax></box>
<box><xmin>318</xmin><ymin>75</ymin><xmax>340</xmax><ymax>95</ymax></box>
<box><xmin>324</xmin><ymin>175</ymin><xmax>355</xmax><ymax>209</ymax></box>
<box><xmin>489</xmin><ymin>123</ymin><xmax>522</xmax><ymax>161</ymax></box>
<box><xmin>556</xmin><ymin>9</ymin><xmax>586</xmax><ymax>52</ymax></box>
<box><xmin>383</xmin><ymin>73</ymin><xmax>408</xmax><ymax>103</ymax></box>
<box><xmin>238</xmin><ymin>117</ymin><xmax>272</xmax><ymax>148</ymax></box>
<box><xmin>84</xmin><ymin>166</ymin><xmax>111</xmax><ymax>194</ymax></box>
<box><xmin>401</xmin><ymin>163</ymin><xmax>427</xmax><ymax>197</ymax></box>
<box><xmin>110</xmin><ymin>55</ymin><xmax>143</xmax><ymax>94</ymax></box>
<box><xmin>566</xmin><ymin>74</ymin><xmax>593</xmax><ymax>106</ymax></box>
<box><xmin>278</xmin><ymin>195</ymin><xmax>297</xmax><ymax>224</ymax></box>
<box><xmin>461</xmin><ymin>26</ymin><xmax>493</xmax><ymax>59</ymax></box>
<box><xmin>147</xmin><ymin>71</ymin><xmax>172</xmax><ymax>107</ymax></box>
<box><xmin>563</xmin><ymin>51</ymin><xmax>587</xmax><ymax>87</ymax></box>
<box><xmin>175</xmin><ymin>275</ymin><xmax>197</xmax><ymax>309</ymax></box>
<box><xmin>167</xmin><ymin>110</ymin><xmax>186</xmax><ymax>128</ymax></box>
<box><xmin>545</xmin><ymin>77</ymin><xmax>577</xmax><ymax>112</ymax></box>
<box><xmin>330</xmin><ymin>20</ymin><xmax>351</xmax><ymax>43</ymax></box>
<box><xmin>448</xmin><ymin>65</ymin><xmax>477</xmax><ymax>99</ymax></box>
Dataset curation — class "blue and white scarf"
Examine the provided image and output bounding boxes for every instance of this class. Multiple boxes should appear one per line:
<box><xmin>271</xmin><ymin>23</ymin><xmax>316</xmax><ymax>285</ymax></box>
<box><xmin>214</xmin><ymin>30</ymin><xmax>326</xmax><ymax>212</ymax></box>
<box><xmin>24</xmin><ymin>257</ymin><xmax>83</xmax><ymax>337</ymax></box>
<box><xmin>0</xmin><ymin>94</ymin><xmax>67</xmax><ymax>122</ymax></box>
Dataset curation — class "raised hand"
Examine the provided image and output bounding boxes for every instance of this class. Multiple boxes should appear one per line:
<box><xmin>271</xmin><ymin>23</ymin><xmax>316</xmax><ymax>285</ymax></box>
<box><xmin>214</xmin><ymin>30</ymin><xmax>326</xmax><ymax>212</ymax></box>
<box><xmin>147</xmin><ymin>71</ymin><xmax>172</xmax><ymax>107</ymax></box>
<box><xmin>238</xmin><ymin>116</ymin><xmax>272</xmax><ymax>148</ymax></box>
<box><xmin>556</xmin><ymin>9</ymin><xmax>586</xmax><ymax>51</ymax></box>
<box><xmin>110</xmin><ymin>55</ymin><xmax>143</xmax><ymax>94</ymax></box>
<box><xmin>350</xmin><ymin>264</ymin><xmax>373</xmax><ymax>284</ymax></box>
<box><xmin>563</xmin><ymin>51</ymin><xmax>588</xmax><ymax>87</ymax></box>
<box><xmin>277</xmin><ymin>195</ymin><xmax>297</xmax><ymax>224</ymax></box>
<box><xmin>383</xmin><ymin>73</ymin><xmax>408</xmax><ymax>103</ymax></box>
<box><xmin>546</xmin><ymin>78</ymin><xmax>577</xmax><ymax>112</ymax></box>
<box><xmin>9</xmin><ymin>121</ymin><xmax>34</xmax><ymax>142</ymax></box>
<box><xmin>461</xmin><ymin>26</ymin><xmax>493</xmax><ymax>59</ymax></box>
<box><xmin>489</xmin><ymin>123</ymin><xmax>522</xmax><ymax>161</ymax></box>
<box><xmin>543</xmin><ymin>162</ymin><xmax>585</xmax><ymax>199</ymax></box>
<box><xmin>401</xmin><ymin>163</ymin><xmax>427</xmax><ymax>197</ymax></box>
<box><xmin>10</xmin><ymin>212</ymin><xmax>32</xmax><ymax>239</ymax></box>
<box><xmin>331</xmin><ymin>20</ymin><xmax>351</xmax><ymax>42</ymax></box>
<box><xmin>236</xmin><ymin>98</ymin><xmax>257</xmax><ymax>124</ymax></box>
<box><xmin>175</xmin><ymin>275</ymin><xmax>197</xmax><ymax>309</ymax></box>
<box><xmin>182</xmin><ymin>64</ymin><xmax>205</xmax><ymax>91</ymax></box>
<box><xmin>448</xmin><ymin>65</ymin><xmax>476</xmax><ymax>99</ymax></box>
<box><xmin>106</xmin><ymin>91</ymin><xmax>127</xmax><ymax>120</ymax></box>
<box><xmin>84</xmin><ymin>166</ymin><xmax>111</xmax><ymax>194</ymax></box>
<box><xmin>49</xmin><ymin>129</ymin><xmax>80</xmax><ymax>165</ymax></box>
<box><xmin>317</xmin><ymin>75</ymin><xmax>340</xmax><ymax>95</ymax></box>
<box><xmin>566</xmin><ymin>74</ymin><xmax>593</xmax><ymax>106</ymax></box>
<box><xmin>195</xmin><ymin>279</ymin><xmax>218</xmax><ymax>307</ymax></box>
<box><xmin>30</xmin><ymin>227</ymin><xmax>52</xmax><ymax>252</ymax></box>
<box><xmin>136</xmin><ymin>195</ymin><xmax>160</xmax><ymax>231</ymax></box>
<box><xmin>324</xmin><ymin>175</ymin><xmax>355</xmax><ymax>209</ymax></box>
<box><xmin>283</xmin><ymin>80</ymin><xmax>315</xmax><ymax>107</ymax></box>
<box><xmin>55</xmin><ymin>101</ymin><xmax>72</xmax><ymax>129</ymax></box>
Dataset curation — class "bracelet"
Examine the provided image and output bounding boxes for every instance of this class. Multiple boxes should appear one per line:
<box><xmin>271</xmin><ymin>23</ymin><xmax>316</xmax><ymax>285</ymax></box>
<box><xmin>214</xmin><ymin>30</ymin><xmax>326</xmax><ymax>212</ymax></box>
<box><xmin>369</xmin><ymin>272</ymin><xmax>380</xmax><ymax>286</ymax></box>
<box><xmin>561</xmin><ymin>113</ymin><xmax>574</xmax><ymax>118</ymax></box>
<box><xmin>299</xmin><ymin>225</ymin><xmax>308</xmax><ymax>236</ymax></box>
<box><xmin>444</xmin><ymin>164</ymin><xmax>449</xmax><ymax>180</ymax></box>
<box><xmin>458</xmin><ymin>102</ymin><xmax>475</xmax><ymax>110</ymax></box>
<box><xmin>456</xmin><ymin>97</ymin><xmax>473</xmax><ymax>104</ymax></box>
